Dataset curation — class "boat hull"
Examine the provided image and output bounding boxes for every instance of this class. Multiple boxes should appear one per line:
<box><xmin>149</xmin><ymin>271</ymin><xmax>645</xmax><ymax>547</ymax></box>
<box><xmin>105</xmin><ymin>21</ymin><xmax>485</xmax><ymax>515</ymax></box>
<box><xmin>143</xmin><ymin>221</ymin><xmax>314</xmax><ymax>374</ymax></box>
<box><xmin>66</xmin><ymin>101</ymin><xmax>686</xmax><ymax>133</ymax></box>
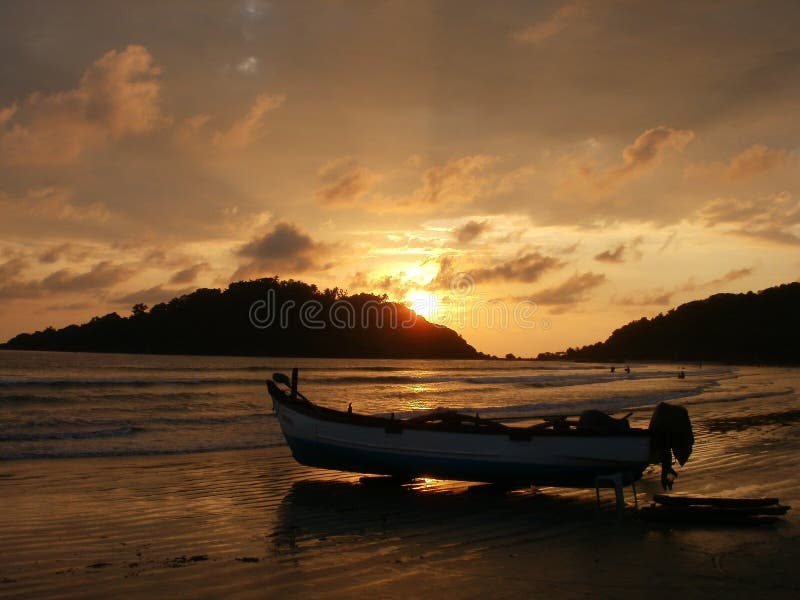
<box><xmin>274</xmin><ymin>397</ymin><xmax>651</xmax><ymax>487</ymax></box>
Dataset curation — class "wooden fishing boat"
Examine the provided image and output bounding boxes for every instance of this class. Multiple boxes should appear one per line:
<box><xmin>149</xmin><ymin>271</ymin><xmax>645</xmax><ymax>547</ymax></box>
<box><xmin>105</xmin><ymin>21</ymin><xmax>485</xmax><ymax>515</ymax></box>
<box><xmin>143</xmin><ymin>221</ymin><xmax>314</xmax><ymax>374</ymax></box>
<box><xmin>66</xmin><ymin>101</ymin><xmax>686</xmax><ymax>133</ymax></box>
<box><xmin>267</xmin><ymin>370</ymin><xmax>694</xmax><ymax>489</ymax></box>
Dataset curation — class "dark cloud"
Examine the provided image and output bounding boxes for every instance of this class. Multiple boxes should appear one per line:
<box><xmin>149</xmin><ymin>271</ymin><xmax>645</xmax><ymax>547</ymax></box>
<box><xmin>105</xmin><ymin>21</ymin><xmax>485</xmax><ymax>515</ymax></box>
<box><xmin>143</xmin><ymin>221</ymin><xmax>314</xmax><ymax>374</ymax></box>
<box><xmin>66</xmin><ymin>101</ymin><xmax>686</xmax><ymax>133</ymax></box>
<box><xmin>0</xmin><ymin>260</ymin><xmax>135</xmax><ymax>300</ymax></box>
<box><xmin>473</xmin><ymin>252</ymin><xmax>563</xmax><ymax>283</ymax></box>
<box><xmin>348</xmin><ymin>271</ymin><xmax>411</xmax><ymax>299</ymax></box>
<box><xmin>0</xmin><ymin>257</ymin><xmax>27</xmax><ymax>280</ymax></box>
<box><xmin>42</xmin><ymin>301</ymin><xmax>94</xmax><ymax>312</ymax></box>
<box><xmin>454</xmin><ymin>220</ymin><xmax>490</xmax><ymax>243</ymax></box>
<box><xmin>595</xmin><ymin>237</ymin><xmax>644</xmax><ymax>263</ymax></box>
<box><xmin>708</xmin><ymin>267</ymin><xmax>754</xmax><ymax>287</ymax></box>
<box><xmin>594</xmin><ymin>244</ymin><xmax>625</xmax><ymax>263</ymax></box>
<box><xmin>559</xmin><ymin>240</ymin><xmax>581</xmax><ymax>255</ymax></box>
<box><xmin>41</xmin><ymin>261</ymin><xmax>136</xmax><ymax>293</ymax></box>
<box><xmin>110</xmin><ymin>284</ymin><xmax>195</xmax><ymax>306</ymax></box>
<box><xmin>699</xmin><ymin>192</ymin><xmax>800</xmax><ymax>245</ymax></box>
<box><xmin>658</xmin><ymin>231</ymin><xmax>677</xmax><ymax>253</ymax></box>
<box><xmin>616</xmin><ymin>267</ymin><xmax>755</xmax><ymax>306</ymax></box>
<box><xmin>0</xmin><ymin>253</ymin><xmax>38</xmax><ymax>300</ymax></box>
<box><xmin>616</xmin><ymin>290</ymin><xmax>674</xmax><ymax>307</ymax></box>
<box><xmin>37</xmin><ymin>242</ymin><xmax>93</xmax><ymax>264</ymax></box>
<box><xmin>233</xmin><ymin>222</ymin><xmax>331</xmax><ymax>280</ymax></box>
<box><xmin>532</xmin><ymin>272</ymin><xmax>606</xmax><ymax>306</ymax></box>
<box><xmin>169</xmin><ymin>262</ymin><xmax>208</xmax><ymax>285</ymax></box>
<box><xmin>39</xmin><ymin>243</ymin><xmax>73</xmax><ymax>264</ymax></box>
<box><xmin>428</xmin><ymin>251</ymin><xmax>563</xmax><ymax>293</ymax></box>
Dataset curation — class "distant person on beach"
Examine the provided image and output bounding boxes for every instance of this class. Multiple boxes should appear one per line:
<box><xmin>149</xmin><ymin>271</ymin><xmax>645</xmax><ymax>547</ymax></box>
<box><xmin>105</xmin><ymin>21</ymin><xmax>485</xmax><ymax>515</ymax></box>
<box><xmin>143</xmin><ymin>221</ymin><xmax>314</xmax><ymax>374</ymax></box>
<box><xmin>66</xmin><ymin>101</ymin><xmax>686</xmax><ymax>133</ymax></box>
<box><xmin>610</xmin><ymin>366</ymin><xmax>616</xmax><ymax>373</ymax></box>
<box><xmin>678</xmin><ymin>369</ymin><xmax>686</xmax><ymax>379</ymax></box>
<box><xmin>624</xmin><ymin>366</ymin><xmax>630</xmax><ymax>374</ymax></box>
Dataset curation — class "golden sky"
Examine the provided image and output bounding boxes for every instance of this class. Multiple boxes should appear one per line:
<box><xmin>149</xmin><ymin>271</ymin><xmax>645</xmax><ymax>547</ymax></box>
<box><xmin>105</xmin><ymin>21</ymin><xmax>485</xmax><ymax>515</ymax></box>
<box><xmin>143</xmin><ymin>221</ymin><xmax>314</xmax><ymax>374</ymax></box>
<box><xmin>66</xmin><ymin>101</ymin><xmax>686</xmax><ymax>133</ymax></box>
<box><xmin>1</xmin><ymin>0</ymin><xmax>798</xmax><ymax>356</ymax></box>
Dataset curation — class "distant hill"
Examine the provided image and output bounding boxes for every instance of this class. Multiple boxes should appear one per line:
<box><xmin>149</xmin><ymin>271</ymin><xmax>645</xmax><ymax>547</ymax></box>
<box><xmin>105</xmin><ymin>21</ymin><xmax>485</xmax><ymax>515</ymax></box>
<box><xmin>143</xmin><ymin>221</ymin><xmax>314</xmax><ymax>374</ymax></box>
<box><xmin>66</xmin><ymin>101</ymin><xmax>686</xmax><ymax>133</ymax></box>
<box><xmin>538</xmin><ymin>282</ymin><xmax>800</xmax><ymax>364</ymax></box>
<box><xmin>2</xmin><ymin>278</ymin><xmax>482</xmax><ymax>359</ymax></box>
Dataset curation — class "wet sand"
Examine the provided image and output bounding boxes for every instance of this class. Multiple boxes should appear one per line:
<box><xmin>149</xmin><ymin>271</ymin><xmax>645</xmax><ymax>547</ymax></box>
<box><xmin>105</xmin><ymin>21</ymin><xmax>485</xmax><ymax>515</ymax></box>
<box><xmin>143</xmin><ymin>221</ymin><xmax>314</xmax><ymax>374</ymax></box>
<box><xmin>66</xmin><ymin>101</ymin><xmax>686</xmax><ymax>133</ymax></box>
<box><xmin>2</xmin><ymin>432</ymin><xmax>799</xmax><ymax>599</ymax></box>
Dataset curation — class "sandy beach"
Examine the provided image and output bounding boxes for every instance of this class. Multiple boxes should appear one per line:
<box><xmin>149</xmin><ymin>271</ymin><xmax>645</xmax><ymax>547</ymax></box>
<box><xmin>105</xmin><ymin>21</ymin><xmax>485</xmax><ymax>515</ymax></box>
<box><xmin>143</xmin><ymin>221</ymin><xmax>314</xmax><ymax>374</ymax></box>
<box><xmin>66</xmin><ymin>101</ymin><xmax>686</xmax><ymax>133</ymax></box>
<box><xmin>2</xmin><ymin>355</ymin><xmax>799</xmax><ymax>598</ymax></box>
<box><xmin>2</xmin><ymin>439</ymin><xmax>798</xmax><ymax>599</ymax></box>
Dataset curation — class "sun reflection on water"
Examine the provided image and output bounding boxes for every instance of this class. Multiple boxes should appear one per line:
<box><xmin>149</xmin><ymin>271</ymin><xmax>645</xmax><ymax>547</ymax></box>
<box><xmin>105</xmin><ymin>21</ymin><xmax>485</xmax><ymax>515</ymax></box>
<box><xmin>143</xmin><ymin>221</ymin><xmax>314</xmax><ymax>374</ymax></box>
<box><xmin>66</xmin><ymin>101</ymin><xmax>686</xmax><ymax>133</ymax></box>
<box><xmin>403</xmin><ymin>394</ymin><xmax>433</xmax><ymax>411</ymax></box>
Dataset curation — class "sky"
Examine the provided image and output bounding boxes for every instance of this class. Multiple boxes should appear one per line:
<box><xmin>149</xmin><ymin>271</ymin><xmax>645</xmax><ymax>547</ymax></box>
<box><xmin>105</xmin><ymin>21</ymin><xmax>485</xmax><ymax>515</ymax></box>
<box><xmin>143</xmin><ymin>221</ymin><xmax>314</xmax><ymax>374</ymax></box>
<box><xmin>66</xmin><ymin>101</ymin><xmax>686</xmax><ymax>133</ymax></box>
<box><xmin>0</xmin><ymin>0</ymin><xmax>798</xmax><ymax>357</ymax></box>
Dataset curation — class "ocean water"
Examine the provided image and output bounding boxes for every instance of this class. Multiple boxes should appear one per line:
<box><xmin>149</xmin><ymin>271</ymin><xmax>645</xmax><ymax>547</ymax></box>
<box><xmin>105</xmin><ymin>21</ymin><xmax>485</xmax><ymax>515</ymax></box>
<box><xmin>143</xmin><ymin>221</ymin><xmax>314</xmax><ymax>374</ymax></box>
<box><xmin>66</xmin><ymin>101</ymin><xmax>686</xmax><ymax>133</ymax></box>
<box><xmin>1</xmin><ymin>349</ymin><xmax>798</xmax><ymax>465</ymax></box>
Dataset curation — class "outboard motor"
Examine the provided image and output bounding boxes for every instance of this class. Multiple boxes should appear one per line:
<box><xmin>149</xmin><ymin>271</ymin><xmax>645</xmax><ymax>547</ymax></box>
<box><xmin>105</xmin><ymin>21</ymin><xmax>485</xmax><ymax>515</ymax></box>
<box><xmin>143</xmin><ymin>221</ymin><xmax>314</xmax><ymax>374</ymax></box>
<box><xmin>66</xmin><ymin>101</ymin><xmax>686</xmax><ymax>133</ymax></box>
<box><xmin>648</xmin><ymin>402</ymin><xmax>694</xmax><ymax>490</ymax></box>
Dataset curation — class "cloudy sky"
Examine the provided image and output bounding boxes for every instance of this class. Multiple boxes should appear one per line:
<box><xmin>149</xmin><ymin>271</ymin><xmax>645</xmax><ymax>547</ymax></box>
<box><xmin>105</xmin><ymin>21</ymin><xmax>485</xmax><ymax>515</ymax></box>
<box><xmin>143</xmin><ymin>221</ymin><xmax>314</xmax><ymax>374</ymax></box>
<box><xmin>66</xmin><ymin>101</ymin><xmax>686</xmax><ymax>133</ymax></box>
<box><xmin>1</xmin><ymin>0</ymin><xmax>798</xmax><ymax>356</ymax></box>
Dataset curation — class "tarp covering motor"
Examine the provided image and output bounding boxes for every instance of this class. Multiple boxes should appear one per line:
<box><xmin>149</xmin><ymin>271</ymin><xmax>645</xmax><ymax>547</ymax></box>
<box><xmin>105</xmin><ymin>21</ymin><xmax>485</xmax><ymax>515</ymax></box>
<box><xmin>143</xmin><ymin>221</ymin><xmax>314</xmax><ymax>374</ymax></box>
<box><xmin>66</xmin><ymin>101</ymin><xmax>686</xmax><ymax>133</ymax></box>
<box><xmin>648</xmin><ymin>402</ymin><xmax>694</xmax><ymax>490</ymax></box>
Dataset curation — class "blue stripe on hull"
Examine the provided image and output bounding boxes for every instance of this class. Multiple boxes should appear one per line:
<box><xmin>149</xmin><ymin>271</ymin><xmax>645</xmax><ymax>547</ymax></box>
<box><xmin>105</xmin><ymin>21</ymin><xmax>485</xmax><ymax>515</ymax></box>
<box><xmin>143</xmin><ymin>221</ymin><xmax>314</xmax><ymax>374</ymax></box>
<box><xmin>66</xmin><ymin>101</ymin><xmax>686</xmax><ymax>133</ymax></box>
<box><xmin>285</xmin><ymin>435</ymin><xmax>646</xmax><ymax>487</ymax></box>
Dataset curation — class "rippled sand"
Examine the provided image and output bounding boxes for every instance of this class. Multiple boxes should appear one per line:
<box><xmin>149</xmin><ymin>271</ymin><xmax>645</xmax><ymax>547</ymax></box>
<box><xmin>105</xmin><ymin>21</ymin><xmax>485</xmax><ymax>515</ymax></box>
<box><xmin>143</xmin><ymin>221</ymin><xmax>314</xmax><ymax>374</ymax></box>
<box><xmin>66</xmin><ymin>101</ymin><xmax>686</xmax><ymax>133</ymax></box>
<box><xmin>2</xmin><ymin>422</ymin><xmax>799</xmax><ymax>600</ymax></box>
<box><xmin>3</xmin><ymin>364</ymin><xmax>799</xmax><ymax>598</ymax></box>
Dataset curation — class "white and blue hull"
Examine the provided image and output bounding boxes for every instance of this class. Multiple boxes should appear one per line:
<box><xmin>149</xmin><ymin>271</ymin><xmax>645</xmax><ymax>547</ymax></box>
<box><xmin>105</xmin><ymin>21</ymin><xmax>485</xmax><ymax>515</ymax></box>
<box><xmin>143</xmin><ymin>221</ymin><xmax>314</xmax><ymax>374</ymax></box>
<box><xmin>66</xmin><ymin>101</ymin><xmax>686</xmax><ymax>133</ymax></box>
<box><xmin>273</xmin><ymin>397</ymin><xmax>652</xmax><ymax>487</ymax></box>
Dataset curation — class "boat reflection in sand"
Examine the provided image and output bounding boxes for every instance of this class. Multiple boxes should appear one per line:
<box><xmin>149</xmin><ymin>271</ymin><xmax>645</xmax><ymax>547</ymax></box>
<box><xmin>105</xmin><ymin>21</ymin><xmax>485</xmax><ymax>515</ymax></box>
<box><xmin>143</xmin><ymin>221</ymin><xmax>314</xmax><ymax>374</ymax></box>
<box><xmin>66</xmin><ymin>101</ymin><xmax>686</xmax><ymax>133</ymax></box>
<box><xmin>267</xmin><ymin>370</ymin><xmax>693</xmax><ymax>491</ymax></box>
<box><xmin>269</xmin><ymin>477</ymin><xmax>646</xmax><ymax>560</ymax></box>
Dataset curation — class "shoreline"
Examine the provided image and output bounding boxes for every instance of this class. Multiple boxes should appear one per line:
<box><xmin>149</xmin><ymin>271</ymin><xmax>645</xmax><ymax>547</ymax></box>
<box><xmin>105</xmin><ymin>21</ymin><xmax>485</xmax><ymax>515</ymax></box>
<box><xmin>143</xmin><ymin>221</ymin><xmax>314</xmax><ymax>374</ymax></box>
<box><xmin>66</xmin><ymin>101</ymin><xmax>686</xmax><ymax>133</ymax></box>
<box><xmin>4</xmin><ymin>347</ymin><xmax>800</xmax><ymax>368</ymax></box>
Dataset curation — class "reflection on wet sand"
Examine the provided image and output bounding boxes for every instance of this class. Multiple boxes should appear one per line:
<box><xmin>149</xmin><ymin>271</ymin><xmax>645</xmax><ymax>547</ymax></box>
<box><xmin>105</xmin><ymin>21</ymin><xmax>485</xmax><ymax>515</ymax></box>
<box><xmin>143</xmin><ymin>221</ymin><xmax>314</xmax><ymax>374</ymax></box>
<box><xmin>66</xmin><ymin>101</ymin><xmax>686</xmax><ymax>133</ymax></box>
<box><xmin>269</xmin><ymin>477</ymin><xmax>638</xmax><ymax>561</ymax></box>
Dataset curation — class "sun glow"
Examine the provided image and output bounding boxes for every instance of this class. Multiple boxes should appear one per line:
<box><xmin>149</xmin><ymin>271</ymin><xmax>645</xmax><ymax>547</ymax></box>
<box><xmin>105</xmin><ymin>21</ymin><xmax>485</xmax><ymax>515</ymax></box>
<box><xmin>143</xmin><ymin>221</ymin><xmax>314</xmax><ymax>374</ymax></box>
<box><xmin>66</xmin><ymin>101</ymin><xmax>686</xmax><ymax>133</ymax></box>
<box><xmin>406</xmin><ymin>290</ymin><xmax>439</xmax><ymax>319</ymax></box>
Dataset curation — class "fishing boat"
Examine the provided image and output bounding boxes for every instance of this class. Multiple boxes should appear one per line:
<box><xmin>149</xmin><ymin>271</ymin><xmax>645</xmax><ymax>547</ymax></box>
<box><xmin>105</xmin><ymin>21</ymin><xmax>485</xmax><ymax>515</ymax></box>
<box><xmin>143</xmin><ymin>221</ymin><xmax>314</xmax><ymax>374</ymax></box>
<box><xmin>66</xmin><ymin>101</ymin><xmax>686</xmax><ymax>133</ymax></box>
<box><xmin>267</xmin><ymin>370</ymin><xmax>693</xmax><ymax>490</ymax></box>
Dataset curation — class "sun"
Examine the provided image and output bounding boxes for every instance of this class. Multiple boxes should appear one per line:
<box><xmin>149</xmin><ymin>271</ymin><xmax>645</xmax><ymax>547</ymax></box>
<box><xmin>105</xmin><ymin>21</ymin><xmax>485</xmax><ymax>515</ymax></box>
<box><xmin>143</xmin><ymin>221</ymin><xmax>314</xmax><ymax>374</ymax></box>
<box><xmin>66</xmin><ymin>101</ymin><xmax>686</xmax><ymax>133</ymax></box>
<box><xmin>406</xmin><ymin>291</ymin><xmax>439</xmax><ymax>319</ymax></box>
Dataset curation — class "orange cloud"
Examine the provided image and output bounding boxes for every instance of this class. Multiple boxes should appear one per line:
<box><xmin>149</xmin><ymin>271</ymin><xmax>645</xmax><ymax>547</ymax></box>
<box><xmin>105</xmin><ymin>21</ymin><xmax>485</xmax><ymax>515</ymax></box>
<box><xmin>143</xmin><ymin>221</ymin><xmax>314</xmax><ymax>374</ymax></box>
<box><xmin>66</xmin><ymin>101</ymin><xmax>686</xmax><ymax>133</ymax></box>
<box><xmin>0</xmin><ymin>45</ymin><xmax>165</xmax><ymax>165</ymax></box>
<box><xmin>685</xmin><ymin>144</ymin><xmax>793</xmax><ymax>182</ymax></box>
<box><xmin>557</xmin><ymin>126</ymin><xmax>695</xmax><ymax>203</ymax></box>
<box><xmin>0</xmin><ymin>187</ymin><xmax>110</xmax><ymax>223</ymax></box>
<box><xmin>0</xmin><ymin>104</ymin><xmax>17</xmax><ymax>126</ymax></box>
<box><xmin>212</xmin><ymin>93</ymin><xmax>285</xmax><ymax>150</ymax></box>
<box><xmin>315</xmin><ymin>157</ymin><xmax>379</xmax><ymax>206</ymax></box>
<box><xmin>602</xmin><ymin>126</ymin><xmax>694</xmax><ymax>189</ymax></box>
<box><xmin>726</xmin><ymin>144</ymin><xmax>791</xmax><ymax>181</ymax></box>
<box><xmin>381</xmin><ymin>155</ymin><xmax>496</xmax><ymax>213</ymax></box>
<box><xmin>513</xmin><ymin>2</ymin><xmax>585</xmax><ymax>44</ymax></box>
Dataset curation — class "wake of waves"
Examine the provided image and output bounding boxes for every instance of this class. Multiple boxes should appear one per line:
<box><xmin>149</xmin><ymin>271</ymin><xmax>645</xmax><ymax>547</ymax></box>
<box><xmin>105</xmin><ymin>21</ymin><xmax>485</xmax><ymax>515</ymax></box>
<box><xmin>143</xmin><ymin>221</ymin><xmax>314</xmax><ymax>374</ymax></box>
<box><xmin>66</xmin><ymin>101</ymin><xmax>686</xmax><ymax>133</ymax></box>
<box><xmin>0</xmin><ymin>440</ymin><xmax>287</xmax><ymax>461</ymax></box>
<box><xmin>309</xmin><ymin>369</ymin><xmax>706</xmax><ymax>387</ymax></box>
<box><xmin>0</xmin><ymin>376</ymin><xmax>265</xmax><ymax>388</ymax></box>
<box><xmin>0</xmin><ymin>370</ymin><xmax>614</xmax><ymax>389</ymax></box>
<box><xmin>0</xmin><ymin>366</ymin><xmax>734</xmax><ymax>390</ymax></box>
<box><xmin>0</xmin><ymin>426</ymin><xmax>145</xmax><ymax>442</ymax></box>
<box><xmin>108</xmin><ymin>363</ymin><xmax>608</xmax><ymax>373</ymax></box>
<box><xmin>381</xmin><ymin>385</ymin><xmax>709</xmax><ymax>421</ymax></box>
<box><xmin>5</xmin><ymin>412</ymin><xmax>273</xmax><ymax>430</ymax></box>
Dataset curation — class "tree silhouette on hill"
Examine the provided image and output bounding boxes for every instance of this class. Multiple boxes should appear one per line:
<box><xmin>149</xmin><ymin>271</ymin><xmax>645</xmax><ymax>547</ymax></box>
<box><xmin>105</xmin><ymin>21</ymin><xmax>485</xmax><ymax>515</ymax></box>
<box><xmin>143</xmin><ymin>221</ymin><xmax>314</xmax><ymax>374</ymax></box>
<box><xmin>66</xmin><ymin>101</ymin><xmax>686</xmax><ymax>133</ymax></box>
<box><xmin>2</xmin><ymin>277</ymin><xmax>482</xmax><ymax>359</ymax></box>
<box><xmin>538</xmin><ymin>282</ymin><xmax>800</xmax><ymax>364</ymax></box>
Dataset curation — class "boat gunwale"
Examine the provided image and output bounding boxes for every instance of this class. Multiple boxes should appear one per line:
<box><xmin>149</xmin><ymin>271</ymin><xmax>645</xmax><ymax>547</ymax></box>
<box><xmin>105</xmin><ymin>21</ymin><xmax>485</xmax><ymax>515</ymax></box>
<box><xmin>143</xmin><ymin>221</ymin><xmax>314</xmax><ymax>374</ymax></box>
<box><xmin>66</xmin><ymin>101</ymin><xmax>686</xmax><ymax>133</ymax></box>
<box><xmin>268</xmin><ymin>381</ymin><xmax>651</xmax><ymax>438</ymax></box>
